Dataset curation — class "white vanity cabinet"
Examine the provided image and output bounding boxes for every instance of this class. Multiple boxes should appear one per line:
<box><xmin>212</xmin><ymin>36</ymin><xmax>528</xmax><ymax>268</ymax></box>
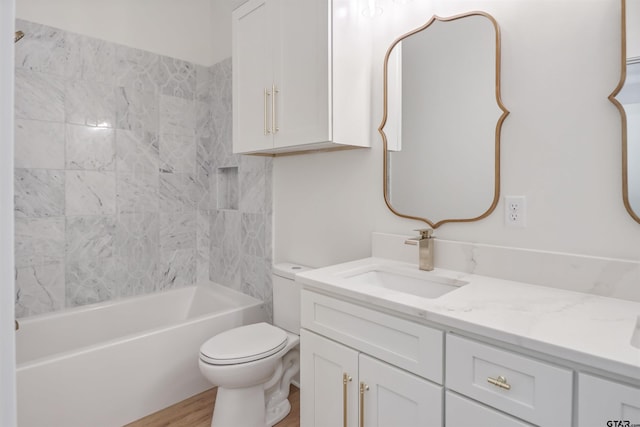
<box><xmin>231</xmin><ymin>0</ymin><xmax>371</xmax><ymax>155</ymax></box>
<box><xmin>578</xmin><ymin>373</ymin><xmax>640</xmax><ymax>427</ymax></box>
<box><xmin>301</xmin><ymin>330</ymin><xmax>442</xmax><ymax>427</ymax></box>
<box><xmin>300</xmin><ymin>290</ymin><xmax>444</xmax><ymax>426</ymax></box>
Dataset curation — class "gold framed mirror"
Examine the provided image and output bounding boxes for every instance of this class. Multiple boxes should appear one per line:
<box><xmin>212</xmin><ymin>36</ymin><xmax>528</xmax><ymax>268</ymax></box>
<box><xmin>379</xmin><ymin>11</ymin><xmax>509</xmax><ymax>228</ymax></box>
<box><xmin>611</xmin><ymin>0</ymin><xmax>640</xmax><ymax>223</ymax></box>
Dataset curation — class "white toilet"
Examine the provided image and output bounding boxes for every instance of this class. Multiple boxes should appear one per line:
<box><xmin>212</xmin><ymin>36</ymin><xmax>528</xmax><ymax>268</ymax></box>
<box><xmin>198</xmin><ymin>263</ymin><xmax>309</xmax><ymax>427</ymax></box>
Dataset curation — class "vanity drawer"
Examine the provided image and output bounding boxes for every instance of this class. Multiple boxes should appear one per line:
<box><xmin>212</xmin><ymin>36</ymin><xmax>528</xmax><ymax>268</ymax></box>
<box><xmin>446</xmin><ymin>334</ymin><xmax>573</xmax><ymax>426</ymax></box>
<box><xmin>446</xmin><ymin>391</ymin><xmax>534</xmax><ymax>427</ymax></box>
<box><xmin>301</xmin><ymin>290</ymin><xmax>443</xmax><ymax>384</ymax></box>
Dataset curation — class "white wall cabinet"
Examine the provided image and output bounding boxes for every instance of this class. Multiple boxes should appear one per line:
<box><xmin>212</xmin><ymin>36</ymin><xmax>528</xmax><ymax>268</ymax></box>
<box><xmin>232</xmin><ymin>0</ymin><xmax>371</xmax><ymax>155</ymax></box>
<box><xmin>301</xmin><ymin>329</ymin><xmax>442</xmax><ymax>427</ymax></box>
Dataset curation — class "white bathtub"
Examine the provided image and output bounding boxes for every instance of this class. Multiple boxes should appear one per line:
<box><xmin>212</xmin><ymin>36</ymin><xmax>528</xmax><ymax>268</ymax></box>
<box><xmin>16</xmin><ymin>282</ymin><xmax>267</xmax><ymax>427</ymax></box>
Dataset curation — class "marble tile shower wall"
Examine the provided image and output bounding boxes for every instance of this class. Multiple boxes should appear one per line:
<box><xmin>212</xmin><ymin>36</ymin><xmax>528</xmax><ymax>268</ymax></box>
<box><xmin>13</xmin><ymin>20</ymin><xmax>273</xmax><ymax>319</ymax></box>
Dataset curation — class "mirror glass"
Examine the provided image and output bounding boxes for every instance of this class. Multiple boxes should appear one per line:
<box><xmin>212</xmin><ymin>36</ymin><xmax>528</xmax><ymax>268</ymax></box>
<box><xmin>381</xmin><ymin>12</ymin><xmax>508</xmax><ymax>228</ymax></box>
<box><xmin>618</xmin><ymin>0</ymin><xmax>640</xmax><ymax>221</ymax></box>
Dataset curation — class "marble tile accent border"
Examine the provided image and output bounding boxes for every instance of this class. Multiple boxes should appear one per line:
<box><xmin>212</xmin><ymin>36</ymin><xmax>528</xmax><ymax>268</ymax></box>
<box><xmin>372</xmin><ymin>232</ymin><xmax>640</xmax><ymax>303</ymax></box>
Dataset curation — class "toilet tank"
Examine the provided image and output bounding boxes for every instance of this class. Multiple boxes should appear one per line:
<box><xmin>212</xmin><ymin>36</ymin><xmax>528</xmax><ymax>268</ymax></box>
<box><xmin>272</xmin><ymin>263</ymin><xmax>311</xmax><ymax>333</ymax></box>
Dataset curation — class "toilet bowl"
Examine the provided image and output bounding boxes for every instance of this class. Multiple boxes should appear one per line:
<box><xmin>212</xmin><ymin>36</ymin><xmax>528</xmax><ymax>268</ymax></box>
<box><xmin>198</xmin><ymin>263</ymin><xmax>310</xmax><ymax>427</ymax></box>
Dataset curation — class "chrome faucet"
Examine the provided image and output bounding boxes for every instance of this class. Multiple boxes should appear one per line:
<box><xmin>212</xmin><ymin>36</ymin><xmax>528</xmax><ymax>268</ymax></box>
<box><xmin>404</xmin><ymin>228</ymin><xmax>434</xmax><ymax>271</ymax></box>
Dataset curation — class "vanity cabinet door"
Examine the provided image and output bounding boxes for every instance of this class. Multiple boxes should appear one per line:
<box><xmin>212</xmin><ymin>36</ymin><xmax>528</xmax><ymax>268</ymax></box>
<box><xmin>301</xmin><ymin>329</ymin><xmax>359</xmax><ymax>427</ymax></box>
<box><xmin>359</xmin><ymin>354</ymin><xmax>442</xmax><ymax>427</ymax></box>
<box><xmin>578</xmin><ymin>373</ymin><xmax>640</xmax><ymax>427</ymax></box>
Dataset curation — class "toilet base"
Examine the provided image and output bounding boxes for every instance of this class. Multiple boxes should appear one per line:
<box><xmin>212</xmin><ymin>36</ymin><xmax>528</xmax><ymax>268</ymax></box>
<box><xmin>266</xmin><ymin>397</ymin><xmax>291</xmax><ymax>426</ymax></box>
<box><xmin>211</xmin><ymin>384</ymin><xmax>266</xmax><ymax>427</ymax></box>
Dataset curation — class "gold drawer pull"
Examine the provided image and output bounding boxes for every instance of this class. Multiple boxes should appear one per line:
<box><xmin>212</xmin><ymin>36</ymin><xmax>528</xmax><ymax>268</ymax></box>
<box><xmin>487</xmin><ymin>375</ymin><xmax>511</xmax><ymax>390</ymax></box>
<box><xmin>343</xmin><ymin>373</ymin><xmax>352</xmax><ymax>427</ymax></box>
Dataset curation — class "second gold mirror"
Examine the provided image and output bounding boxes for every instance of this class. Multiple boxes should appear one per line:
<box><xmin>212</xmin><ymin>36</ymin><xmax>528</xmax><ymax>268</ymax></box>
<box><xmin>380</xmin><ymin>11</ymin><xmax>509</xmax><ymax>228</ymax></box>
<box><xmin>613</xmin><ymin>0</ymin><xmax>640</xmax><ymax>223</ymax></box>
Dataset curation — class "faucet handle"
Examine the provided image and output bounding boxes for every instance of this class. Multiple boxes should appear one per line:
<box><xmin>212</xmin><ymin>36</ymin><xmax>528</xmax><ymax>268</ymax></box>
<box><xmin>414</xmin><ymin>228</ymin><xmax>433</xmax><ymax>239</ymax></box>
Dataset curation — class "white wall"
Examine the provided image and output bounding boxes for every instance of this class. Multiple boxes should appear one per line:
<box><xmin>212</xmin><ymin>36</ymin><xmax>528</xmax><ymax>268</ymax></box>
<box><xmin>16</xmin><ymin>0</ymin><xmax>215</xmax><ymax>65</ymax></box>
<box><xmin>210</xmin><ymin>0</ymin><xmax>237</xmax><ymax>65</ymax></box>
<box><xmin>1</xmin><ymin>0</ymin><xmax>17</xmax><ymax>423</ymax></box>
<box><xmin>274</xmin><ymin>0</ymin><xmax>639</xmax><ymax>268</ymax></box>
<box><xmin>628</xmin><ymin>0</ymin><xmax>640</xmax><ymax>58</ymax></box>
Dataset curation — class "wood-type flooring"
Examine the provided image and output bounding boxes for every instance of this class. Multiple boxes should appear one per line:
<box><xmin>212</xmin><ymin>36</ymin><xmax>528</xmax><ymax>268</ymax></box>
<box><xmin>125</xmin><ymin>385</ymin><xmax>300</xmax><ymax>427</ymax></box>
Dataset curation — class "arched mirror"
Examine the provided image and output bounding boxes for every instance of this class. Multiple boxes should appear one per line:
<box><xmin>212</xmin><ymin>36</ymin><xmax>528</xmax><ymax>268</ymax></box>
<box><xmin>612</xmin><ymin>0</ymin><xmax>640</xmax><ymax>222</ymax></box>
<box><xmin>380</xmin><ymin>11</ymin><xmax>509</xmax><ymax>228</ymax></box>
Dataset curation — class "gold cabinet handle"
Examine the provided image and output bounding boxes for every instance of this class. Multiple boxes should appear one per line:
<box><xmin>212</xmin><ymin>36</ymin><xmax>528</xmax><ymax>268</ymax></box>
<box><xmin>359</xmin><ymin>382</ymin><xmax>369</xmax><ymax>427</ymax></box>
<box><xmin>272</xmin><ymin>84</ymin><xmax>279</xmax><ymax>134</ymax></box>
<box><xmin>487</xmin><ymin>375</ymin><xmax>511</xmax><ymax>390</ymax></box>
<box><xmin>343</xmin><ymin>373</ymin><xmax>352</xmax><ymax>427</ymax></box>
<box><xmin>264</xmin><ymin>88</ymin><xmax>271</xmax><ymax>135</ymax></box>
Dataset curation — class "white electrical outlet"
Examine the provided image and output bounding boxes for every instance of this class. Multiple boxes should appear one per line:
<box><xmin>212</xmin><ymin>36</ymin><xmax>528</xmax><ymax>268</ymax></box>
<box><xmin>505</xmin><ymin>196</ymin><xmax>526</xmax><ymax>227</ymax></box>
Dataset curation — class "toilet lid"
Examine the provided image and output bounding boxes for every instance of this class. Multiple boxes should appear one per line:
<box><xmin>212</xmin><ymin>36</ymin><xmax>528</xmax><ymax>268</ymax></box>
<box><xmin>199</xmin><ymin>322</ymin><xmax>288</xmax><ymax>365</ymax></box>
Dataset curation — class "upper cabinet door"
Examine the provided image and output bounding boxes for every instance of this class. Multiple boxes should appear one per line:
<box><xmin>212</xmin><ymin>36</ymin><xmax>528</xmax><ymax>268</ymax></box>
<box><xmin>272</xmin><ymin>0</ymin><xmax>329</xmax><ymax>148</ymax></box>
<box><xmin>232</xmin><ymin>0</ymin><xmax>371</xmax><ymax>155</ymax></box>
<box><xmin>232</xmin><ymin>0</ymin><xmax>274</xmax><ymax>153</ymax></box>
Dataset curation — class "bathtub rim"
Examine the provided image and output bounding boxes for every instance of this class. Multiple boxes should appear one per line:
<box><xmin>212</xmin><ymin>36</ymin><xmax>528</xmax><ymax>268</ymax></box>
<box><xmin>16</xmin><ymin>282</ymin><xmax>265</xmax><ymax>369</ymax></box>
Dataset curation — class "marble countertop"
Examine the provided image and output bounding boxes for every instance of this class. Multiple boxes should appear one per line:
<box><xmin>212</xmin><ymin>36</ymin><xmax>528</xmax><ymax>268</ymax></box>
<box><xmin>296</xmin><ymin>257</ymin><xmax>640</xmax><ymax>381</ymax></box>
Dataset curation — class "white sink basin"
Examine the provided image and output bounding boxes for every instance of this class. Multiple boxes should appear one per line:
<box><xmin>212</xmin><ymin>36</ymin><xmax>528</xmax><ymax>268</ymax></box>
<box><xmin>343</xmin><ymin>268</ymin><xmax>467</xmax><ymax>299</ymax></box>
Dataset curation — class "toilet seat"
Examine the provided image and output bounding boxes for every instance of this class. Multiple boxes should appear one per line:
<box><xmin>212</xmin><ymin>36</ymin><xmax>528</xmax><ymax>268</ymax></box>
<box><xmin>200</xmin><ymin>322</ymin><xmax>288</xmax><ymax>365</ymax></box>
